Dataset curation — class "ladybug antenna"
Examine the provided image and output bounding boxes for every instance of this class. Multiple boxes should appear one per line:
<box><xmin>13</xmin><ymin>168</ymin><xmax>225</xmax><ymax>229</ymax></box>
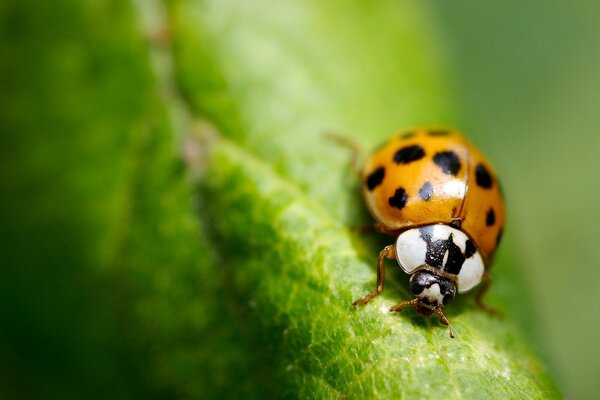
<box><xmin>389</xmin><ymin>298</ymin><xmax>419</xmax><ymax>313</ymax></box>
<box><xmin>389</xmin><ymin>298</ymin><xmax>456</xmax><ymax>338</ymax></box>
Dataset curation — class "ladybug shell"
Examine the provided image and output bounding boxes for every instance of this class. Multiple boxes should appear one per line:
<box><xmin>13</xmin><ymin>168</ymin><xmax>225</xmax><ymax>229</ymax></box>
<box><xmin>362</xmin><ymin>128</ymin><xmax>505</xmax><ymax>264</ymax></box>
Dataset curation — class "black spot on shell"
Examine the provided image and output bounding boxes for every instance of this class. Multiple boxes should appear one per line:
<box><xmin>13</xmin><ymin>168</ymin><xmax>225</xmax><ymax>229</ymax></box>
<box><xmin>433</xmin><ymin>151</ymin><xmax>461</xmax><ymax>176</ymax></box>
<box><xmin>475</xmin><ymin>163</ymin><xmax>493</xmax><ymax>189</ymax></box>
<box><xmin>400</xmin><ymin>132</ymin><xmax>415</xmax><ymax>139</ymax></box>
<box><xmin>486</xmin><ymin>208</ymin><xmax>496</xmax><ymax>226</ymax></box>
<box><xmin>388</xmin><ymin>188</ymin><xmax>409</xmax><ymax>210</ymax></box>
<box><xmin>465</xmin><ymin>239</ymin><xmax>476</xmax><ymax>258</ymax></box>
<box><xmin>418</xmin><ymin>181</ymin><xmax>434</xmax><ymax>201</ymax></box>
<box><xmin>429</xmin><ymin>129</ymin><xmax>450</xmax><ymax>136</ymax></box>
<box><xmin>393</xmin><ymin>145</ymin><xmax>425</xmax><ymax>165</ymax></box>
<box><xmin>366</xmin><ymin>167</ymin><xmax>385</xmax><ymax>191</ymax></box>
<box><xmin>496</xmin><ymin>228</ymin><xmax>504</xmax><ymax>247</ymax></box>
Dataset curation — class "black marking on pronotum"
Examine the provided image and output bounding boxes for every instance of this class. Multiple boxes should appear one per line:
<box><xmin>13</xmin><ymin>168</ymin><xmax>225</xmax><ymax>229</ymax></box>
<box><xmin>475</xmin><ymin>163</ymin><xmax>493</xmax><ymax>189</ymax></box>
<box><xmin>433</xmin><ymin>151</ymin><xmax>461</xmax><ymax>176</ymax></box>
<box><xmin>496</xmin><ymin>228</ymin><xmax>504</xmax><ymax>246</ymax></box>
<box><xmin>428</xmin><ymin>129</ymin><xmax>450</xmax><ymax>136</ymax></box>
<box><xmin>442</xmin><ymin>235</ymin><xmax>466</xmax><ymax>274</ymax></box>
<box><xmin>388</xmin><ymin>187</ymin><xmax>409</xmax><ymax>210</ymax></box>
<box><xmin>393</xmin><ymin>145</ymin><xmax>426</xmax><ymax>165</ymax></box>
<box><xmin>418</xmin><ymin>181</ymin><xmax>434</xmax><ymax>201</ymax></box>
<box><xmin>400</xmin><ymin>131</ymin><xmax>415</xmax><ymax>139</ymax></box>
<box><xmin>465</xmin><ymin>239</ymin><xmax>476</xmax><ymax>258</ymax></box>
<box><xmin>418</xmin><ymin>227</ymin><xmax>468</xmax><ymax>274</ymax></box>
<box><xmin>486</xmin><ymin>208</ymin><xmax>496</xmax><ymax>226</ymax></box>
<box><xmin>366</xmin><ymin>167</ymin><xmax>385</xmax><ymax>191</ymax></box>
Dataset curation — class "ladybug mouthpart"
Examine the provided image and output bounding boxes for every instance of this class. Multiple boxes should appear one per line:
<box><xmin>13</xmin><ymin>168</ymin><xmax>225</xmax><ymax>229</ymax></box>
<box><xmin>388</xmin><ymin>297</ymin><xmax>456</xmax><ymax>338</ymax></box>
<box><xmin>410</xmin><ymin>270</ymin><xmax>456</xmax><ymax>308</ymax></box>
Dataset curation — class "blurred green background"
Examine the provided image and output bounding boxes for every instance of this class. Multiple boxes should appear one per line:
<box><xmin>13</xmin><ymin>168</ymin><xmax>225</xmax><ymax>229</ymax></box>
<box><xmin>1</xmin><ymin>1</ymin><xmax>599</xmax><ymax>398</ymax></box>
<box><xmin>436</xmin><ymin>2</ymin><xmax>600</xmax><ymax>398</ymax></box>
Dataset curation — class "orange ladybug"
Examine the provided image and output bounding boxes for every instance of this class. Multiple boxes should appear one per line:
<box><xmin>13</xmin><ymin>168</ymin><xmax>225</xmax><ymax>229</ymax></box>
<box><xmin>352</xmin><ymin>128</ymin><xmax>505</xmax><ymax>338</ymax></box>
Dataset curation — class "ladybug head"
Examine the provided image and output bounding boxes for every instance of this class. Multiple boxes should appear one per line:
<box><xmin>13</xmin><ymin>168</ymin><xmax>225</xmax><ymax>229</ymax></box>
<box><xmin>409</xmin><ymin>270</ymin><xmax>456</xmax><ymax>311</ymax></box>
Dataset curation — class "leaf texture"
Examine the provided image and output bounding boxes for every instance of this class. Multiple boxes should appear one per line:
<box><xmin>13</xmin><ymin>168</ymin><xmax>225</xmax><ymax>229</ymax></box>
<box><xmin>0</xmin><ymin>0</ymin><xmax>560</xmax><ymax>398</ymax></box>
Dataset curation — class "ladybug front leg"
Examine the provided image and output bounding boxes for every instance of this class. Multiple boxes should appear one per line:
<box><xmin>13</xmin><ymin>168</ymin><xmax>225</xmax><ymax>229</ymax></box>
<box><xmin>388</xmin><ymin>298</ymin><xmax>419</xmax><ymax>312</ymax></box>
<box><xmin>352</xmin><ymin>245</ymin><xmax>396</xmax><ymax>307</ymax></box>
<box><xmin>326</xmin><ymin>133</ymin><xmax>399</xmax><ymax>236</ymax></box>
<box><xmin>352</xmin><ymin>222</ymin><xmax>400</xmax><ymax>236</ymax></box>
<box><xmin>475</xmin><ymin>272</ymin><xmax>501</xmax><ymax>317</ymax></box>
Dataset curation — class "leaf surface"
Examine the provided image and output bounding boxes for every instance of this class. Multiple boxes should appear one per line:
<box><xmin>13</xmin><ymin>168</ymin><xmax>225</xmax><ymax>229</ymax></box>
<box><xmin>166</xmin><ymin>0</ymin><xmax>561</xmax><ymax>398</ymax></box>
<box><xmin>0</xmin><ymin>0</ymin><xmax>560</xmax><ymax>398</ymax></box>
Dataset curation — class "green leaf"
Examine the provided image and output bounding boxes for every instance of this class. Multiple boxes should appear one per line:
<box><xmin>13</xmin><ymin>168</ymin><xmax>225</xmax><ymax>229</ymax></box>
<box><xmin>0</xmin><ymin>0</ymin><xmax>560</xmax><ymax>398</ymax></box>
<box><xmin>168</xmin><ymin>0</ymin><xmax>561</xmax><ymax>398</ymax></box>
<box><xmin>0</xmin><ymin>1</ymin><xmax>262</xmax><ymax>398</ymax></box>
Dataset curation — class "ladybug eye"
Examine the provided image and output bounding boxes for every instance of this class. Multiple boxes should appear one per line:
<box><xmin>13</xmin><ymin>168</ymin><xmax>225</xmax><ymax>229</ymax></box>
<box><xmin>443</xmin><ymin>292</ymin><xmax>454</xmax><ymax>306</ymax></box>
<box><xmin>410</xmin><ymin>281</ymin><xmax>424</xmax><ymax>296</ymax></box>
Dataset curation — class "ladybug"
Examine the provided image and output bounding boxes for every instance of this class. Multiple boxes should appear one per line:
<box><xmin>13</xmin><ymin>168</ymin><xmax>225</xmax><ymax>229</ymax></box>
<box><xmin>352</xmin><ymin>128</ymin><xmax>505</xmax><ymax>338</ymax></box>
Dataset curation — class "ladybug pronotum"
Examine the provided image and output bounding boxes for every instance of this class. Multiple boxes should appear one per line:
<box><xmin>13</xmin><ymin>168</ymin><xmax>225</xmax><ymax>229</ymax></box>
<box><xmin>352</xmin><ymin>128</ymin><xmax>505</xmax><ymax>338</ymax></box>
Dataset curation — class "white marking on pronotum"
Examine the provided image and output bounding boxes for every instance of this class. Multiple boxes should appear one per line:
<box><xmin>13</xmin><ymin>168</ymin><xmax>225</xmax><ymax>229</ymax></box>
<box><xmin>457</xmin><ymin>251</ymin><xmax>484</xmax><ymax>292</ymax></box>
<box><xmin>395</xmin><ymin>228</ymin><xmax>427</xmax><ymax>273</ymax></box>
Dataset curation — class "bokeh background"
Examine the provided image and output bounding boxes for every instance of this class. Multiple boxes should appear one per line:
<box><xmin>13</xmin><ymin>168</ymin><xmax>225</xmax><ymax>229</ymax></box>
<box><xmin>2</xmin><ymin>1</ymin><xmax>600</xmax><ymax>398</ymax></box>
<box><xmin>435</xmin><ymin>2</ymin><xmax>600</xmax><ymax>398</ymax></box>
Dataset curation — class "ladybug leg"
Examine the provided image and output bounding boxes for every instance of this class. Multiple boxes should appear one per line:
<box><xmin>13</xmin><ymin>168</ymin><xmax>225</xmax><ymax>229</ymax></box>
<box><xmin>352</xmin><ymin>222</ymin><xmax>399</xmax><ymax>235</ymax></box>
<box><xmin>433</xmin><ymin>307</ymin><xmax>456</xmax><ymax>338</ymax></box>
<box><xmin>352</xmin><ymin>224</ymin><xmax>377</xmax><ymax>234</ymax></box>
<box><xmin>374</xmin><ymin>222</ymin><xmax>401</xmax><ymax>236</ymax></box>
<box><xmin>475</xmin><ymin>272</ymin><xmax>501</xmax><ymax>317</ymax></box>
<box><xmin>389</xmin><ymin>298</ymin><xmax>419</xmax><ymax>312</ymax></box>
<box><xmin>324</xmin><ymin>132</ymin><xmax>362</xmax><ymax>176</ymax></box>
<box><xmin>326</xmin><ymin>134</ymin><xmax>400</xmax><ymax>236</ymax></box>
<box><xmin>352</xmin><ymin>245</ymin><xmax>396</xmax><ymax>308</ymax></box>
